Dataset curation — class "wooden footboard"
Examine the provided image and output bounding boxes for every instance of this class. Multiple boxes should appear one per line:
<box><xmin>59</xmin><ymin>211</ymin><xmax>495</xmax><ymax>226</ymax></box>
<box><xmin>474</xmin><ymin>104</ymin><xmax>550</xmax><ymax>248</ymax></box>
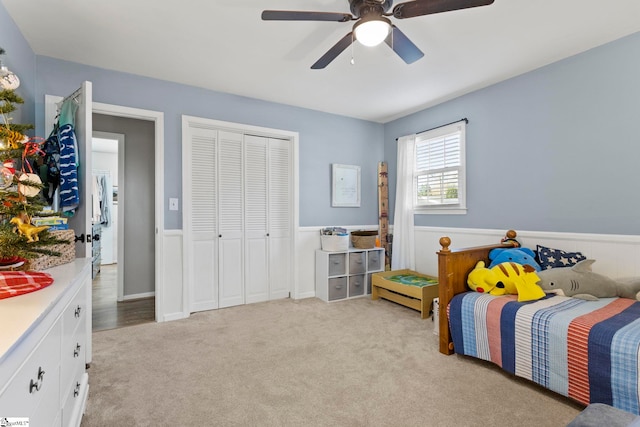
<box><xmin>437</xmin><ymin>230</ymin><xmax>518</xmax><ymax>355</ymax></box>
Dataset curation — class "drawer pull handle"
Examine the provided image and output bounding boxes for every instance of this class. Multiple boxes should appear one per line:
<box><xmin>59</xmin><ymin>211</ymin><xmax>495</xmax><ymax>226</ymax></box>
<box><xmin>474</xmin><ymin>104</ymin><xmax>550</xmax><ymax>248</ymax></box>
<box><xmin>73</xmin><ymin>381</ymin><xmax>81</xmax><ymax>397</ymax></box>
<box><xmin>75</xmin><ymin>305</ymin><xmax>82</xmax><ymax>318</ymax></box>
<box><xmin>74</xmin><ymin>343</ymin><xmax>82</xmax><ymax>357</ymax></box>
<box><xmin>29</xmin><ymin>367</ymin><xmax>45</xmax><ymax>393</ymax></box>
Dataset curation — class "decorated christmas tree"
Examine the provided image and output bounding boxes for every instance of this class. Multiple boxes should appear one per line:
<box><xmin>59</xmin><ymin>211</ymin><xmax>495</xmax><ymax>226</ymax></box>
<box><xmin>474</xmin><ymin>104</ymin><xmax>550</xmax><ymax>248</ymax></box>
<box><xmin>0</xmin><ymin>47</ymin><xmax>63</xmax><ymax>264</ymax></box>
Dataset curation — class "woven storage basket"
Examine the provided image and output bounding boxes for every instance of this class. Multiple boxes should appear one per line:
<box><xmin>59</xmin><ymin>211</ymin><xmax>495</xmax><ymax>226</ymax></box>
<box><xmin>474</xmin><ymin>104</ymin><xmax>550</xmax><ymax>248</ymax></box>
<box><xmin>26</xmin><ymin>229</ymin><xmax>76</xmax><ymax>271</ymax></box>
<box><xmin>350</xmin><ymin>230</ymin><xmax>378</xmax><ymax>249</ymax></box>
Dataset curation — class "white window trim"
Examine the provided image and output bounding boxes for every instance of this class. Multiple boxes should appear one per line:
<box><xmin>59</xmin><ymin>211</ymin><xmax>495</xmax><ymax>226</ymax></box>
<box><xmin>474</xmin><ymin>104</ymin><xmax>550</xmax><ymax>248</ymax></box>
<box><xmin>412</xmin><ymin>121</ymin><xmax>467</xmax><ymax>215</ymax></box>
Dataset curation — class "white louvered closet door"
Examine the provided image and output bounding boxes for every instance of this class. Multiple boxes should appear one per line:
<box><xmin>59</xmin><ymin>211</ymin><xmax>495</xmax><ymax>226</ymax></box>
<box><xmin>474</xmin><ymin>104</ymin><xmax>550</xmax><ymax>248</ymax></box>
<box><xmin>187</xmin><ymin>127</ymin><xmax>218</xmax><ymax>312</ymax></box>
<box><xmin>185</xmin><ymin>118</ymin><xmax>294</xmax><ymax>314</ymax></box>
<box><xmin>244</xmin><ymin>135</ymin><xmax>269</xmax><ymax>303</ymax></box>
<box><xmin>218</xmin><ymin>131</ymin><xmax>245</xmax><ymax>308</ymax></box>
<box><xmin>268</xmin><ymin>138</ymin><xmax>292</xmax><ymax>300</ymax></box>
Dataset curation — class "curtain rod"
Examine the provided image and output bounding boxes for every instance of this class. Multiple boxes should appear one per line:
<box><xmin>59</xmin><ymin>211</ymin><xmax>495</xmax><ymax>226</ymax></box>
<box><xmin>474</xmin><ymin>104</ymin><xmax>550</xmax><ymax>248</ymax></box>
<box><xmin>395</xmin><ymin>117</ymin><xmax>468</xmax><ymax>141</ymax></box>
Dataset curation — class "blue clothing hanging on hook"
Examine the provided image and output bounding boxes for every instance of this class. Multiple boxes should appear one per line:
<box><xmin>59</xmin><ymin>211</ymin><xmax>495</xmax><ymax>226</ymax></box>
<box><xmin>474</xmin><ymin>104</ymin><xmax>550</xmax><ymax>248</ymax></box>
<box><xmin>57</xmin><ymin>98</ymin><xmax>80</xmax><ymax>215</ymax></box>
<box><xmin>58</xmin><ymin>123</ymin><xmax>80</xmax><ymax>215</ymax></box>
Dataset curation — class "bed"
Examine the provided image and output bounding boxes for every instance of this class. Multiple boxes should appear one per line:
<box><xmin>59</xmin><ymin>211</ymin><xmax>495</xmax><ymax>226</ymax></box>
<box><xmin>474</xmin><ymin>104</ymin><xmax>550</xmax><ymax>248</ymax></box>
<box><xmin>371</xmin><ymin>269</ymin><xmax>439</xmax><ymax>319</ymax></box>
<box><xmin>437</xmin><ymin>230</ymin><xmax>640</xmax><ymax>414</ymax></box>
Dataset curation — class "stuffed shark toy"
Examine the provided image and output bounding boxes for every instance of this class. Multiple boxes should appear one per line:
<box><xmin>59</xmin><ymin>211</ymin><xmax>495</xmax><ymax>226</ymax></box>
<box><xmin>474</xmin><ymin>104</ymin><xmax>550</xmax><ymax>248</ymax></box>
<box><xmin>536</xmin><ymin>259</ymin><xmax>640</xmax><ymax>301</ymax></box>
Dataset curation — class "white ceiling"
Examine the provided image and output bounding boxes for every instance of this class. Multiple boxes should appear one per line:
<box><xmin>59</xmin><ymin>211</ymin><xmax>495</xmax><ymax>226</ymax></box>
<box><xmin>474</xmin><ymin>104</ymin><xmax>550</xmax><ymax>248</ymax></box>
<box><xmin>3</xmin><ymin>0</ymin><xmax>640</xmax><ymax>123</ymax></box>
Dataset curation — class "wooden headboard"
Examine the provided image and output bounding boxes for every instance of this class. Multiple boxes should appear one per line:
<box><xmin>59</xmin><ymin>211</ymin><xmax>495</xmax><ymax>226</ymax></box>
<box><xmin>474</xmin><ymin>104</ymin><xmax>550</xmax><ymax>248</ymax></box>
<box><xmin>437</xmin><ymin>230</ymin><xmax>518</xmax><ymax>355</ymax></box>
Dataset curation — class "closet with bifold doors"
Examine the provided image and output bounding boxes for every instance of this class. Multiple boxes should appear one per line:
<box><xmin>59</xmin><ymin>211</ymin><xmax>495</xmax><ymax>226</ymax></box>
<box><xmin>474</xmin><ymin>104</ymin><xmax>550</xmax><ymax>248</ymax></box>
<box><xmin>184</xmin><ymin>119</ymin><xmax>294</xmax><ymax>313</ymax></box>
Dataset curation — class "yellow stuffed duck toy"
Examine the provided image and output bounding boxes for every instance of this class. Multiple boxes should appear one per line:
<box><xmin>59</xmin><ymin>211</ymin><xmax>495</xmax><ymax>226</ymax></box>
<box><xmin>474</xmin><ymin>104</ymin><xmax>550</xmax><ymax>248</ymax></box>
<box><xmin>467</xmin><ymin>261</ymin><xmax>546</xmax><ymax>302</ymax></box>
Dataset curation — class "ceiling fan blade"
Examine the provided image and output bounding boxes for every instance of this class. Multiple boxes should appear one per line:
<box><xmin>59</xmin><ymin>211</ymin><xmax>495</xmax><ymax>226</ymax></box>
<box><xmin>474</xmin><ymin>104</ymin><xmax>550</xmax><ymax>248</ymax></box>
<box><xmin>385</xmin><ymin>26</ymin><xmax>424</xmax><ymax>64</ymax></box>
<box><xmin>311</xmin><ymin>32</ymin><xmax>354</xmax><ymax>69</ymax></box>
<box><xmin>392</xmin><ymin>0</ymin><xmax>494</xmax><ymax>19</ymax></box>
<box><xmin>262</xmin><ymin>10</ymin><xmax>353</xmax><ymax>22</ymax></box>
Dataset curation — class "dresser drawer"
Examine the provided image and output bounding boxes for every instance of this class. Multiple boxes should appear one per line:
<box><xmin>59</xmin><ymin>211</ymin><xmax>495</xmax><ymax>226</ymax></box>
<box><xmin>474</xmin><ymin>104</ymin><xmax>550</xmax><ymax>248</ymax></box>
<box><xmin>61</xmin><ymin>324</ymin><xmax>86</xmax><ymax>400</ymax></box>
<box><xmin>0</xmin><ymin>320</ymin><xmax>62</xmax><ymax>419</ymax></box>
<box><xmin>62</xmin><ymin>283</ymin><xmax>87</xmax><ymax>338</ymax></box>
<box><xmin>29</xmin><ymin>366</ymin><xmax>61</xmax><ymax>427</ymax></box>
<box><xmin>62</xmin><ymin>369</ymin><xmax>88</xmax><ymax>427</ymax></box>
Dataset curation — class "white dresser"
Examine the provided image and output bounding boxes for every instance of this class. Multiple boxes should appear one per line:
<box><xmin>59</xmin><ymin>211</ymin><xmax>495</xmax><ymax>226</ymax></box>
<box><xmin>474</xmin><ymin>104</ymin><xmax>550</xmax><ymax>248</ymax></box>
<box><xmin>0</xmin><ymin>259</ymin><xmax>91</xmax><ymax>427</ymax></box>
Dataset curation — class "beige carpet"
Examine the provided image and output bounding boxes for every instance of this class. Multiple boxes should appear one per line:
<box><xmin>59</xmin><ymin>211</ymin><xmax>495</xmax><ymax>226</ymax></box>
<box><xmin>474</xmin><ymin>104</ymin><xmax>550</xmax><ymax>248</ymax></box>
<box><xmin>81</xmin><ymin>297</ymin><xmax>582</xmax><ymax>426</ymax></box>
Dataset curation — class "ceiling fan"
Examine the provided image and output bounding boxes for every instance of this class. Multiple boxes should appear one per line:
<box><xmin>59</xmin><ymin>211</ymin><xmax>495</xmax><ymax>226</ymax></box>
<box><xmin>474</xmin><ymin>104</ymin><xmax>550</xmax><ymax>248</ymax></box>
<box><xmin>262</xmin><ymin>0</ymin><xmax>495</xmax><ymax>69</ymax></box>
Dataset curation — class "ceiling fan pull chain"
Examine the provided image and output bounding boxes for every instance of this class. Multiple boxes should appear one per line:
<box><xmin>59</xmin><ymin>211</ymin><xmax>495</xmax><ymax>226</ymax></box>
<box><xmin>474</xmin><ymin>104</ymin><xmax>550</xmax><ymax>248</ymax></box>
<box><xmin>350</xmin><ymin>33</ymin><xmax>355</xmax><ymax>65</ymax></box>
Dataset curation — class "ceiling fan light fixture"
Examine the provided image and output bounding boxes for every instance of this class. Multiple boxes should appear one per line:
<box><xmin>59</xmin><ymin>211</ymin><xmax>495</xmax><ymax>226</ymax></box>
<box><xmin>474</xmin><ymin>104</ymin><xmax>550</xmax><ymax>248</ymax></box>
<box><xmin>354</xmin><ymin>16</ymin><xmax>391</xmax><ymax>47</ymax></box>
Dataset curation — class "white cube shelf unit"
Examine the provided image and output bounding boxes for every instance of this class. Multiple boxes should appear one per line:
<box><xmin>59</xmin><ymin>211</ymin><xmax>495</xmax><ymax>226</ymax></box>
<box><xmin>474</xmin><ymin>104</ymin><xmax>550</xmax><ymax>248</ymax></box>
<box><xmin>315</xmin><ymin>247</ymin><xmax>385</xmax><ymax>302</ymax></box>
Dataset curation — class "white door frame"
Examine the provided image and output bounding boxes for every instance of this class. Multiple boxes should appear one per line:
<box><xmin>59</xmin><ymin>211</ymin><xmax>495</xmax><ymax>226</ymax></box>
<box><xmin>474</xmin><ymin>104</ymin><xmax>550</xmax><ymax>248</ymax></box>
<box><xmin>45</xmin><ymin>94</ymin><xmax>165</xmax><ymax>322</ymax></box>
<box><xmin>92</xmin><ymin>102</ymin><xmax>165</xmax><ymax>322</ymax></box>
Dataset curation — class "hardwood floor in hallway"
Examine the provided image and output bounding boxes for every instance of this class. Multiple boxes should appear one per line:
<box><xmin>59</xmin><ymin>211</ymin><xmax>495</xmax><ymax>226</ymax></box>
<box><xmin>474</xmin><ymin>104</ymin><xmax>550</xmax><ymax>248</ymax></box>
<box><xmin>92</xmin><ymin>264</ymin><xmax>155</xmax><ymax>332</ymax></box>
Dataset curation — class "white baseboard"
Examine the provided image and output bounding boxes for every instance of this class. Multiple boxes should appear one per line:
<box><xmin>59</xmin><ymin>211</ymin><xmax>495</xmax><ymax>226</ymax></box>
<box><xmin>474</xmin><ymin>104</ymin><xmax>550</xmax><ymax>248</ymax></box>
<box><xmin>162</xmin><ymin>312</ymin><xmax>189</xmax><ymax>322</ymax></box>
<box><xmin>123</xmin><ymin>291</ymin><xmax>155</xmax><ymax>301</ymax></box>
<box><xmin>296</xmin><ymin>291</ymin><xmax>316</xmax><ymax>300</ymax></box>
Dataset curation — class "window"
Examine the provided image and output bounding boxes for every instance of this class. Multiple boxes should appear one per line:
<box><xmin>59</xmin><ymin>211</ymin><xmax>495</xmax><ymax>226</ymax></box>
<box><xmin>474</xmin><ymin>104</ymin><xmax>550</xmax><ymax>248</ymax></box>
<box><xmin>413</xmin><ymin>121</ymin><xmax>466</xmax><ymax>214</ymax></box>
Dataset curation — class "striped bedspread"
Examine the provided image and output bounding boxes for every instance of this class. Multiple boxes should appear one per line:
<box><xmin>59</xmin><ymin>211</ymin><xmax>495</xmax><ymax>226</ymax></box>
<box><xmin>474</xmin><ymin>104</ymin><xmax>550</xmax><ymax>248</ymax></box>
<box><xmin>448</xmin><ymin>292</ymin><xmax>640</xmax><ymax>414</ymax></box>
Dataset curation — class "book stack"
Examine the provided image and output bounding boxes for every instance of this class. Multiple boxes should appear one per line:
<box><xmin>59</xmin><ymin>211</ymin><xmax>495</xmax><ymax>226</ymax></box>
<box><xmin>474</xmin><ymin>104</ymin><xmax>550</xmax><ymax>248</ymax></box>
<box><xmin>31</xmin><ymin>216</ymin><xmax>69</xmax><ymax>231</ymax></box>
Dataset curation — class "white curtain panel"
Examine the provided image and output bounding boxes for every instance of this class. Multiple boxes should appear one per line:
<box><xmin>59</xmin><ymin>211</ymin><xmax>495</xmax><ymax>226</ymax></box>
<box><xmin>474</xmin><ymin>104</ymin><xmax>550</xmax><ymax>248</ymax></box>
<box><xmin>392</xmin><ymin>134</ymin><xmax>416</xmax><ymax>271</ymax></box>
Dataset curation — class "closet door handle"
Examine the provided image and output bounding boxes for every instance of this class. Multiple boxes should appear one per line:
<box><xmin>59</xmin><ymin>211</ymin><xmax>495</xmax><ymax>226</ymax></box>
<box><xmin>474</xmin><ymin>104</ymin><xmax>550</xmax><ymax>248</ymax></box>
<box><xmin>75</xmin><ymin>233</ymin><xmax>85</xmax><ymax>243</ymax></box>
<box><xmin>219</xmin><ymin>234</ymin><xmax>222</xmax><ymax>238</ymax></box>
<box><xmin>93</xmin><ymin>234</ymin><xmax>100</xmax><ymax>241</ymax></box>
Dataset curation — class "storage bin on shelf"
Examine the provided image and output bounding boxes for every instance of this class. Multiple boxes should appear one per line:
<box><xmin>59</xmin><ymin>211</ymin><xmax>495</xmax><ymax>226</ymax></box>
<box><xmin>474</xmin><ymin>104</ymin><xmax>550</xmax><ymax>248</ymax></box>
<box><xmin>320</xmin><ymin>234</ymin><xmax>349</xmax><ymax>252</ymax></box>
<box><xmin>350</xmin><ymin>230</ymin><xmax>378</xmax><ymax>249</ymax></box>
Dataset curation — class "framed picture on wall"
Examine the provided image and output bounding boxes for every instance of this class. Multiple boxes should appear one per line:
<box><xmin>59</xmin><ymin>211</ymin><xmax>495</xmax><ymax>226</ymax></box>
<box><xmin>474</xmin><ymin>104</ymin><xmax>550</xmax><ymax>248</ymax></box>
<box><xmin>332</xmin><ymin>164</ymin><xmax>360</xmax><ymax>207</ymax></box>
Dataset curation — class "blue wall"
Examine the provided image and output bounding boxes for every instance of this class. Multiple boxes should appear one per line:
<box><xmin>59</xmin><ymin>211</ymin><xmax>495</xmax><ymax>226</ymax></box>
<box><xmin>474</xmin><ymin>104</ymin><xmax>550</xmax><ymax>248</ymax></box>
<box><xmin>33</xmin><ymin>57</ymin><xmax>384</xmax><ymax>229</ymax></box>
<box><xmin>0</xmin><ymin>2</ymin><xmax>35</xmax><ymax>128</ymax></box>
<box><xmin>4</xmin><ymin>0</ymin><xmax>640</xmax><ymax>235</ymax></box>
<box><xmin>384</xmin><ymin>31</ymin><xmax>640</xmax><ymax>235</ymax></box>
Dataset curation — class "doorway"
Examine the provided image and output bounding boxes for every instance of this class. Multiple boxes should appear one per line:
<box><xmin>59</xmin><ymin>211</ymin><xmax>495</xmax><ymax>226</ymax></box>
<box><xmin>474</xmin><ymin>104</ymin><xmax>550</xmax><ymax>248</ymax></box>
<box><xmin>91</xmin><ymin>131</ymin><xmax>154</xmax><ymax>330</ymax></box>
<box><xmin>44</xmin><ymin>88</ymin><xmax>166</xmax><ymax>331</ymax></box>
<box><xmin>91</xmin><ymin>117</ymin><xmax>156</xmax><ymax>331</ymax></box>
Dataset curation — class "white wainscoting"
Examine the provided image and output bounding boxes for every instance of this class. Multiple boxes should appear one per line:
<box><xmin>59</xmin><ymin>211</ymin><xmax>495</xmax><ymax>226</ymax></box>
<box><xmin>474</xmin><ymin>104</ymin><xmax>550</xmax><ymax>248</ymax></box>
<box><xmin>162</xmin><ymin>230</ymin><xmax>187</xmax><ymax>322</ymax></box>
<box><xmin>162</xmin><ymin>226</ymin><xmax>640</xmax><ymax>316</ymax></box>
<box><xmin>415</xmin><ymin>227</ymin><xmax>640</xmax><ymax>279</ymax></box>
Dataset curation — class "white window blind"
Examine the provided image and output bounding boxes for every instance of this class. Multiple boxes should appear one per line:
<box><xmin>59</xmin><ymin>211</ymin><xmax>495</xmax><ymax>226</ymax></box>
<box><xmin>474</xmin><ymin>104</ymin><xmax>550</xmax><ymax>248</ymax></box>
<box><xmin>413</xmin><ymin>121</ymin><xmax>466</xmax><ymax>212</ymax></box>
